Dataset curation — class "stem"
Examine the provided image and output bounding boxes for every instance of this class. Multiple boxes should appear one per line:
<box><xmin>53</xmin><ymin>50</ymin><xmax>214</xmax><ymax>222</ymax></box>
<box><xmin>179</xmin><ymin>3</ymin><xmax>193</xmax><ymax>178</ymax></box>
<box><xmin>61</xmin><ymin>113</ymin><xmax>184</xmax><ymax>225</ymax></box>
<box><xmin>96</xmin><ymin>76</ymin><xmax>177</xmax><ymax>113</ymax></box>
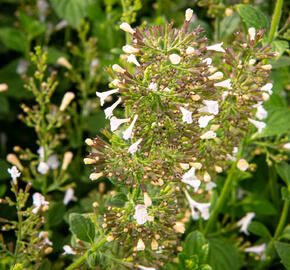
<box><xmin>268</xmin><ymin>166</ymin><xmax>280</xmax><ymax>209</ymax></box>
<box><xmin>274</xmin><ymin>198</ymin><xmax>290</xmax><ymax>239</ymax></box>
<box><xmin>12</xmin><ymin>195</ymin><xmax>23</xmax><ymax>265</ymax></box>
<box><xmin>268</xmin><ymin>0</ymin><xmax>284</xmax><ymax>43</ymax></box>
<box><xmin>204</xmin><ymin>165</ymin><xmax>236</xmax><ymax>235</ymax></box>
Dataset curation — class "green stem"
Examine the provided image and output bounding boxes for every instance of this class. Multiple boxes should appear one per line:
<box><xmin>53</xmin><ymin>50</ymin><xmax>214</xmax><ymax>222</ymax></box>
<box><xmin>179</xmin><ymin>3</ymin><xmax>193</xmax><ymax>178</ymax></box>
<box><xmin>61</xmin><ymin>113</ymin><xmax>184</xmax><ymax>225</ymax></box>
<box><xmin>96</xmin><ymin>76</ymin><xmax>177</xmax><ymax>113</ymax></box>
<box><xmin>12</xmin><ymin>196</ymin><xmax>23</xmax><ymax>265</ymax></box>
<box><xmin>268</xmin><ymin>166</ymin><xmax>280</xmax><ymax>209</ymax></box>
<box><xmin>204</xmin><ymin>165</ymin><xmax>236</xmax><ymax>235</ymax></box>
<box><xmin>274</xmin><ymin>198</ymin><xmax>290</xmax><ymax>239</ymax></box>
<box><xmin>268</xmin><ymin>0</ymin><xmax>284</xmax><ymax>43</ymax></box>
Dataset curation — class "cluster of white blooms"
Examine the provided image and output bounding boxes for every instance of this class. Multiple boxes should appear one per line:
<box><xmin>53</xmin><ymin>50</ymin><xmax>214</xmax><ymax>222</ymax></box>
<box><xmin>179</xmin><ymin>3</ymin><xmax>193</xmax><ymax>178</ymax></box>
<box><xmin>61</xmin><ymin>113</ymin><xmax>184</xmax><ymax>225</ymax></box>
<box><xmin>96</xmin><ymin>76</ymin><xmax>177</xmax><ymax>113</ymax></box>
<box><xmin>32</xmin><ymin>192</ymin><xmax>49</xmax><ymax>214</ymax></box>
<box><xmin>7</xmin><ymin>166</ymin><xmax>21</xmax><ymax>184</ymax></box>
<box><xmin>37</xmin><ymin>147</ymin><xmax>60</xmax><ymax>174</ymax></box>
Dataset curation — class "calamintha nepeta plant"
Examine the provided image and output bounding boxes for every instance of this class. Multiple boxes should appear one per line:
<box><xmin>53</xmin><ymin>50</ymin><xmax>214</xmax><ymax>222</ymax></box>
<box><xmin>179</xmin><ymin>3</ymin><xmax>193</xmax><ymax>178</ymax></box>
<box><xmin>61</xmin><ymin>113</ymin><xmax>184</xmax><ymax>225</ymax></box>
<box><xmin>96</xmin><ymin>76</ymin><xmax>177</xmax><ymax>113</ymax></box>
<box><xmin>80</xmin><ymin>8</ymin><xmax>277</xmax><ymax>269</ymax></box>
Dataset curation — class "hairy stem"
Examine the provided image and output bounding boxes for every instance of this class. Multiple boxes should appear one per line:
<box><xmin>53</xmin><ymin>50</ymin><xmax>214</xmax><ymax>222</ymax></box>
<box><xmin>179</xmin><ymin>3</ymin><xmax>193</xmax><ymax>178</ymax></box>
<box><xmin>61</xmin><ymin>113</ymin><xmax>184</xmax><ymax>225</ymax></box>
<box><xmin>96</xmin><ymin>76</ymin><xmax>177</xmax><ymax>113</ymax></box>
<box><xmin>268</xmin><ymin>0</ymin><xmax>284</xmax><ymax>42</ymax></box>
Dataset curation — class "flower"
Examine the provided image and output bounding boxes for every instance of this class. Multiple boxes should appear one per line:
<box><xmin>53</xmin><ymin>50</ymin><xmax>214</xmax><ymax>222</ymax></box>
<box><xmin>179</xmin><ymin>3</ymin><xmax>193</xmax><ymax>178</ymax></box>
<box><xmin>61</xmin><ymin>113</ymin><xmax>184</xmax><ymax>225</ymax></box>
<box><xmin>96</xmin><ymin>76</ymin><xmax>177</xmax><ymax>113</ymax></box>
<box><xmin>186</xmin><ymin>46</ymin><xmax>195</xmax><ymax>54</ymax></box>
<box><xmin>214</xmin><ymin>79</ymin><xmax>232</xmax><ymax>89</ymax></box>
<box><xmin>120</xmin><ymin>22</ymin><xmax>135</xmax><ymax>34</ymax></box>
<box><xmin>7</xmin><ymin>166</ymin><xmax>21</xmax><ymax>184</ymax></box>
<box><xmin>169</xmin><ymin>54</ymin><xmax>181</xmax><ymax>64</ymax></box>
<box><xmin>133</xmin><ymin>205</ymin><xmax>149</xmax><ymax>225</ymax></box>
<box><xmin>184</xmin><ymin>190</ymin><xmax>211</xmax><ymax>220</ymax></box>
<box><xmin>237</xmin><ymin>159</ymin><xmax>249</xmax><ymax>171</ymax></box>
<box><xmin>261</xmin><ymin>83</ymin><xmax>273</xmax><ymax>95</ymax></box>
<box><xmin>173</xmin><ymin>221</ymin><xmax>185</xmax><ymax>233</ymax></box>
<box><xmin>182</xmin><ymin>167</ymin><xmax>201</xmax><ymax>192</ymax></box>
<box><xmin>148</xmin><ymin>82</ymin><xmax>158</xmax><ymax>91</ymax></box>
<box><xmin>255</xmin><ymin>103</ymin><xmax>267</xmax><ymax>120</ymax></box>
<box><xmin>206</xmin><ymin>42</ymin><xmax>225</xmax><ymax>53</ymax></box>
<box><xmin>237</xmin><ymin>212</ymin><xmax>255</xmax><ymax>235</ymax></box>
<box><xmin>248</xmin><ymin>118</ymin><xmax>266</xmax><ymax>133</ymax></box>
<box><xmin>227</xmin><ymin>147</ymin><xmax>238</xmax><ymax>161</ymax></box>
<box><xmin>128</xmin><ymin>138</ymin><xmax>142</xmax><ymax>154</ymax></box>
<box><xmin>122</xmin><ymin>45</ymin><xmax>139</xmax><ymax>54</ymax></box>
<box><xmin>205</xmin><ymin>181</ymin><xmax>217</xmax><ymax>191</ymax></box>
<box><xmin>202</xmin><ymin>58</ymin><xmax>212</xmax><ymax>66</ymax></box>
<box><xmin>37</xmin><ymin>162</ymin><xmax>49</xmax><ymax>175</ymax></box>
<box><xmin>112</xmin><ymin>64</ymin><xmax>126</xmax><ymax>73</ymax></box>
<box><xmin>57</xmin><ymin>57</ymin><xmax>72</xmax><ymax>70</ymax></box>
<box><xmin>104</xmin><ymin>97</ymin><xmax>122</xmax><ymax>119</ymax></box>
<box><xmin>32</xmin><ymin>192</ymin><xmax>49</xmax><ymax>214</ymax></box>
<box><xmin>62</xmin><ymin>245</ymin><xmax>76</xmax><ymax>255</ymax></box>
<box><xmin>16</xmin><ymin>59</ymin><xmax>30</xmax><ymax>74</ymax></box>
<box><xmin>283</xmin><ymin>143</ymin><xmax>290</xmax><ymax>150</ymax></box>
<box><xmin>110</xmin><ymin>116</ymin><xmax>130</xmax><ymax>132</ymax></box>
<box><xmin>198</xmin><ymin>115</ymin><xmax>214</xmax><ymax>128</ymax></box>
<box><xmin>199</xmin><ymin>100</ymin><xmax>219</xmax><ymax>115</ymax></box>
<box><xmin>245</xmin><ymin>243</ymin><xmax>266</xmax><ymax>254</ymax></box>
<box><xmin>143</xmin><ymin>192</ymin><xmax>152</xmax><ymax>207</ymax></box>
<box><xmin>47</xmin><ymin>154</ymin><xmax>60</xmax><ymax>170</ymax></box>
<box><xmin>137</xmin><ymin>265</ymin><xmax>156</xmax><ymax>270</ymax></box>
<box><xmin>180</xmin><ymin>107</ymin><xmax>193</xmax><ymax>124</ymax></box>
<box><xmin>200</xmin><ymin>131</ymin><xmax>216</xmax><ymax>139</ymax></box>
<box><xmin>137</xmin><ymin>238</ymin><xmax>145</xmax><ymax>251</ymax></box>
<box><xmin>63</xmin><ymin>188</ymin><xmax>77</xmax><ymax>205</ymax></box>
<box><xmin>185</xmin><ymin>8</ymin><xmax>193</xmax><ymax>21</ymax></box>
<box><xmin>127</xmin><ymin>54</ymin><xmax>140</xmax><ymax>66</ymax></box>
<box><xmin>248</xmin><ymin>27</ymin><xmax>256</xmax><ymax>40</ymax></box>
<box><xmin>62</xmin><ymin>152</ymin><xmax>73</xmax><ymax>170</ymax></box>
<box><xmin>96</xmin><ymin>89</ymin><xmax>119</xmax><ymax>106</ymax></box>
<box><xmin>39</xmin><ymin>231</ymin><xmax>52</xmax><ymax>246</ymax></box>
<box><xmin>261</xmin><ymin>64</ymin><xmax>272</xmax><ymax>70</ymax></box>
<box><xmin>208</xmin><ymin>71</ymin><xmax>223</xmax><ymax>80</ymax></box>
<box><xmin>60</xmin><ymin>92</ymin><xmax>75</xmax><ymax>111</ymax></box>
<box><xmin>123</xmin><ymin>114</ymin><xmax>138</xmax><ymax>140</ymax></box>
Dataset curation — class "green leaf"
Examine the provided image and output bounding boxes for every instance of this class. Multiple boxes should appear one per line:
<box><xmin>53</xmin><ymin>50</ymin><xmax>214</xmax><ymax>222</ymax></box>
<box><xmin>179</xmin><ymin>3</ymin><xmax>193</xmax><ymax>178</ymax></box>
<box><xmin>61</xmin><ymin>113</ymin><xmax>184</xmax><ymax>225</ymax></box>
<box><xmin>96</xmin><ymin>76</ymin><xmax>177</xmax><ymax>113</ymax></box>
<box><xmin>271</xmin><ymin>40</ymin><xmax>289</xmax><ymax>59</ymax></box>
<box><xmin>207</xmin><ymin>237</ymin><xmax>240</xmax><ymax>270</ymax></box>
<box><xmin>243</xmin><ymin>197</ymin><xmax>277</xmax><ymax>216</ymax></box>
<box><xmin>220</xmin><ymin>13</ymin><xmax>240</xmax><ymax>38</ymax></box>
<box><xmin>275</xmin><ymin>241</ymin><xmax>290</xmax><ymax>270</ymax></box>
<box><xmin>276</xmin><ymin>162</ymin><xmax>290</xmax><ymax>186</ymax></box>
<box><xmin>47</xmin><ymin>202</ymin><xmax>66</xmax><ymax>227</ymax></box>
<box><xmin>0</xmin><ymin>96</ymin><xmax>9</xmax><ymax>115</ymax></box>
<box><xmin>107</xmin><ymin>192</ymin><xmax>127</xmax><ymax>207</ymax></box>
<box><xmin>248</xmin><ymin>221</ymin><xmax>272</xmax><ymax>239</ymax></box>
<box><xmin>36</xmin><ymin>259</ymin><xmax>51</xmax><ymax>270</ymax></box>
<box><xmin>237</xmin><ymin>4</ymin><xmax>269</xmax><ymax>32</ymax></box>
<box><xmin>270</xmin><ymin>56</ymin><xmax>290</xmax><ymax>69</ymax></box>
<box><xmin>280</xmin><ymin>225</ymin><xmax>290</xmax><ymax>241</ymax></box>
<box><xmin>0</xmin><ymin>159</ymin><xmax>10</xmax><ymax>181</ymax></box>
<box><xmin>0</xmin><ymin>28</ymin><xmax>28</xmax><ymax>52</ymax></box>
<box><xmin>69</xmin><ymin>213</ymin><xmax>95</xmax><ymax>243</ymax></box>
<box><xmin>87</xmin><ymin>111</ymin><xmax>107</xmax><ymax>135</ymax></box>
<box><xmin>281</xmin><ymin>187</ymin><xmax>290</xmax><ymax>201</ymax></box>
<box><xmin>49</xmin><ymin>0</ymin><xmax>93</xmax><ymax>27</ymax></box>
<box><xmin>46</xmin><ymin>47</ymin><xmax>69</xmax><ymax>65</ymax></box>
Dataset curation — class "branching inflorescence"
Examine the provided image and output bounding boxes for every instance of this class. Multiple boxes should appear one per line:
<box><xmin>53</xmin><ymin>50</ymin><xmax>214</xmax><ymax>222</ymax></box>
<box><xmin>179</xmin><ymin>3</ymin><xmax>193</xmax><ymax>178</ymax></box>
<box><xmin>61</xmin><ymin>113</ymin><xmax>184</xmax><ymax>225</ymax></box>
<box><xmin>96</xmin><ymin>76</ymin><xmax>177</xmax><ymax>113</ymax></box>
<box><xmin>85</xmin><ymin>9</ymin><xmax>276</xmax><ymax>266</ymax></box>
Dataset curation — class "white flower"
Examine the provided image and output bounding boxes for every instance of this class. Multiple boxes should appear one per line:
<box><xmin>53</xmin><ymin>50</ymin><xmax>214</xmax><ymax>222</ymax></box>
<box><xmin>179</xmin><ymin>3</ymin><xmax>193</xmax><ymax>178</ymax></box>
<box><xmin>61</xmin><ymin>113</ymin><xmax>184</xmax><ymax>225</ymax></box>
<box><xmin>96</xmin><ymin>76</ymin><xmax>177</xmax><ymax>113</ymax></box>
<box><xmin>255</xmin><ymin>104</ymin><xmax>267</xmax><ymax>120</ymax></box>
<box><xmin>137</xmin><ymin>238</ymin><xmax>145</xmax><ymax>251</ymax></box>
<box><xmin>249</xmin><ymin>59</ymin><xmax>256</xmax><ymax>65</ymax></box>
<box><xmin>184</xmin><ymin>190</ymin><xmax>211</xmax><ymax>220</ymax></box>
<box><xmin>245</xmin><ymin>243</ymin><xmax>266</xmax><ymax>254</ymax></box>
<box><xmin>198</xmin><ymin>115</ymin><xmax>214</xmax><ymax>128</ymax></box>
<box><xmin>169</xmin><ymin>54</ymin><xmax>181</xmax><ymax>64</ymax></box>
<box><xmin>148</xmin><ymin>82</ymin><xmax>158</xmax><ymax>92</ymax></box>
<box><xmin>180</xmin><ymin>107</ymin><xmax>193</xmax><ymax>124</ymax></box>
<box><xmin>122</xmin><ymin>45</ymin><xmax>139</xmax><ymax>54</ymax></box>
<box><xmin>37</xmin><ymin>162</ymin><xmax>49</xmax><ymax>175</ymax></box>
<box><xmin>283</xmin><ymin>143</ymin><xmax>290</xmax><ymax>150</ymax></box>
<box><xmin>261</xmin><ymin>64</ymin><xmax>272</xmax><ymax>70</ymax></box>
<box><xmin>227</xmin><ymin>147</ymin><xmax>238</xmax><ymax>161</ymax></box>
<box><xmin>7</xmin><ymin>166</ymin><xmax>21</xmax><ymax>184</ymax></box>
<box><xmin>32</xmin><ymin>192</ymin><xmax>49</xmax><ymax>214</ymax></box>
<box><xmin>182</xmin><ymin>167</ymin><xmax>201</xmax><ymax>192</ymax></box>
<box><xmin>185</xmin><ymin>8</ymin><xmax>193</xmax><ymax>21</ymax></box>
<box><xmin>206</xmin><ymin>42</ymin><xmax>225</xmax><ymax>53</ymax></box>
<box><xmin>138</xmin><ymin>265</ymin><xmax>156</xmax><ymax>270</ymax></box>
<box><xmin>208</xmin><ymin>71</ymin><xmax>223</xmax><ymax>80</ymax></box>
<box><xmin>186</xmin><ymin>46</ymin><xmax>195</xmax><ymax>54</ymax></box>
<box><xmin>200</xmin><ymin>131</ymin><xmax>216</xmax><ymax>139</ymax></box>
<box><xmin>63</xmin><ymin>188</ymin><xmax>77</xmax><ymax>205</ymax></box>
<box><xmin>39</xmin><ymin>231</ymin><xmax>52</xmax><ymax>246</ymax></box>
<box><xmin>120</xmin><ymin>22</ymin><xmax>135</xmax><ymax>34</ymax></box>
<box><xmin>133</xmin><ymin>205</ymin><xmax>148</xmax><ymax>225</ymax></box>
<box><xmin>214</xmin><ymin>79</ymin><xmax>232</xmax><ymax>89</ymax></box>
<box><xmin>248</xmin><ymin>118</ymin><xmax>266</xmax><ymax>133</ymax></box>
<box><xmin>205</xmin><ymin>181</ymin><xmax>217</xmax><ymax>191</ymax></box>
<box><xmin>110</xmin><ymin>116</ymin><xmax>130</xmax><ymax>132</ymax></box>
<box><xmin>96</xmin><ymin>89</ymin><xmax>119</xmax><ymax>106</ymax></box>
<box><xmin>104</xmin><ymin>97</ymin><xmax>122</xmax><ymax>119</ymax></box>
<box><xmin>55</xmin><ymin>20</ymin><xmax>68</xmax><ymax>31</ymax></box>
<box><xmin>16</xmin><ymin>59</ymin><xmax>30</xmax><ymax>74</ymax></box>
<box><xmin>261</xmin><ymin>83</ymin><xmax>273</xmax><ymax>95</ymax></box>
<box><xmin>222</xmin><ymin>91</ymin><xmax>229</xmax><ymax>100</ymax></box>
<box><xmin>237</xmin><ymin>159</ymin><xmax>249</xmax><ymax>171</ymax></box>
<box><xmin>128</xmin><ymin>138</ymin><xmax>142</xmax><ymax>154</ymax></box>
<box><xmin>112</xmin><ymin>64</ymin><xmax>126</xmax><ymax>73</ymax></box>
<box><xmin>47</xmin><ymin>155</ymin><xmax>60</xmax><ymax>170</ymax></box>
<box><xmin>237</xmin><ymin>212</ymin><xmax>255</xmax><ymax>235</ymax></box>
<box><xmin>248</xmin><ymin>27</ymin><xmax>256</xmax><ymax>40</ymax></box>
<box><xmin>62</xmin><ymin>245</ymin><xmax>76</xmax><ymax>255</ymax></box>
<box><xmin>202</xmin><ymin>58</ymin><xmax>212</xmax><ymax>66</ymax></box>
<box><xmin>37</xmin><ymin>147</ymin><xmax>44</xmax><ymax>160</ymax></box>
<box><xmin>123</xmin><ymin>114</ymin><xmax>138</xmax><ymax>140</ymax></box>
<box><xmin>127</xmin><ymin>54</ymin><xmax>140</xmax><ymax>66</ymax></box>
<box><xmin>60</xmin><ymin>92</ymin><xmax>75</xmax><ymax>111</ymax></box>
<box><xmin>199</xmin><ymin>100</ymin><xmax>219</xmax><ymax>115</ymax></box>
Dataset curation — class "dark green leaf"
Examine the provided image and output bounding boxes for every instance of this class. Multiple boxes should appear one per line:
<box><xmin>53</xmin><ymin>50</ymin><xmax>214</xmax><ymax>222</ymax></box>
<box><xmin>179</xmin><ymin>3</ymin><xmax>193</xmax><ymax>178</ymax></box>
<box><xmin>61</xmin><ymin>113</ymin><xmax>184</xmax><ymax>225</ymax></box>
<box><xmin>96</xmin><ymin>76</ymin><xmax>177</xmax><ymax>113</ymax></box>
<box><xmin>276</xmin><ymin>162</ymin><xmax>290</xmax><ymax>186</ymax></box>
<box><xmin>36</xmin><ymin>259</ymin><xmax>51</xmax><ymax>270</ymax></box>
<box><xmin>0</xmin><ymin>159</ymin><xmax>10</xmax><ymax>181</ymax></box>
<box><xmin>237</xmin><ymin>4</ymin><xmax>269</xmax><ymax>32</ymax></box>
<box><xmin>281</xmin><ymin>187</ymin><xmax>290</xmax><ymax>201</ymax></box>
<box><xmin>270</xmin><ymin>56</ymin><xmax>290</xmax><ymax>69</ymax></box>
<box><xmin>280</xmin><ymin>225</ymin><xmax>290</xmax><ymax>241</ymax></box>
<box><xmin>47</xmin><ymin>202</ymin><xmax>66</xmax><ymax>227</ymax></box>
<box><xmin>208</xmin><ymin>237</ymin><xmax>240</xmax><ymax>270</ymax></box>
<box><xmin>107</xmin><ymin>192</ymin><xmax>127</xmax><ymax>207</ymax></box>
<box><xmin>248</xmin><ymin>221</ymin><xmax>272</xmax><ymax>239</ymax></box>
<box><xmin>275</xmin><ymin>241</ymin><xmax>290</xmax><ymax>270</ymax></box>
<box><xmin>49</xmin><ymin>0</ymin><xmax>93</xmax><ymax>27</ymax></box>
<box><xmin>69</xmin><ymin>213</ymin><xmax>95</xmax><ymax>243</ymax></box>
<box><xmin>87</xmin><ymin>111</ymin><xmax>107</xmax><ymax>135</ymax></box>
<box><xmin>0</xmin><ymin>28</ymin><xmax>28</xmax><ymax>52</ymax></box>
<box><xmin>220</xmin><ymin>13</ymin><xmax>240</xmax><ymax>38</ymax></box>
<box><xmin>0</xmin><ymin>96</ymin><xmax>9</xmax><ymax>115</ymax></box>
<box><xmin>271</xmin><ymin>40</ymin><xmax>289</xmax><ymax>59</ymax></box>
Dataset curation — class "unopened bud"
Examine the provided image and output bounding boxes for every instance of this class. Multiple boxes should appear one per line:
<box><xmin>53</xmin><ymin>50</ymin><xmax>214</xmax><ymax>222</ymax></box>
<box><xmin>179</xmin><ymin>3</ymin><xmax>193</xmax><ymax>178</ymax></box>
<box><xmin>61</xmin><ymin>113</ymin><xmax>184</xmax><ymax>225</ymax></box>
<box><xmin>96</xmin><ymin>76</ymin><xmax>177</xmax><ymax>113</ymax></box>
<box><xmin>208</xmin><ymin>72</ymin><xmax>223</xmax><ymax>80</ymax></box>
<box><xmin>90</xmin><ymin>172</ymin><xmax>104</xmax><ymax>180</ymax></box>
<box><xmin>248</xmin><ymin>27</ymin><xmax>256</xmax><ymax>41</ymax></box>
<box><xmin>112</xmin><ymin>64</ymin><xmax>126</xmax><ymax>73</ymax></box>
<box><xmin>120</xmin><ymin>22</ymin><xmax>135</xmax><ymax>35</ymax></box>
<box><xmin>191</xmin><ymin>94</ymin><xmax>200</xmax><ymax>101</ymax></box>
<box><xmin>210</xmin><ymin>124</ymin><xmax>220</xmax><ymax>131</ymax></box>
<box><xmin>151</xmin><ymin>239</ymin><xmax>158</xmax><ymax>250</ymax></box>
<box><xmin>122</xmin><ymin>45</ymin><xmax>139</xmax><ymax>54</ymax></box>
<box><xmin>7</xmin><ymin>154</ymin><xmax>23</xmax><ymax>170</ymax></box>
<box><xmin>262</xmin><ymin>92</ymin><xmax>270</xmax><ymax>101</ymax></box>
<box><xmin>190</xmin><ymin>162</ymin><xmax>202</xmax><ymax>170</ymax></box>
<box><xmin>169</xmin><ymin>54</ymin><xmax>181</xmax><ymax>65</ymax></box>
<box><xmin>137</xmin><ymin>238</ymin><xmax>145</xmax><ymax>251</ymax></box>
<box><xmin>93</xmin><ymin>202</ymin><xmax>99</xmax><ymax>208</ymax></box>
<box><xmin>57</xmin><ymin>57</ymin><xmax>72</xmax><ymax>70</ymax></box>
<box><xmin>61</xmin><ymin>152</ymin><xmax>73</xmax><ymax>170</ymax></box>
<box><xmin>204</xmin><ymin>172</ymin><xmax>211</xmax><ymax>182</ymax></box>
<box><xmin>186</xmin><ymin>46</ymin><xmax>195</xmax><ymax>55</ymax></box>
<box><xmin>155</xmin><ymin>234</ymin><xmax>160</xmax><ymax>240</ymax></box>
<box><xmin>99</xmin><ymin>182</ymin><xmax>105</xmax><ymax>193</ymax></box>
<box><xmin>85</xmin><ymin>138</ymin><xmax>94</xmax><ymax>146</ymax></box>
<box><xmin>185</xmin><ymin>8</ymin><xmax>193</xmax><ymax>21</ymax></box>
<box><xmin>173</xmin><ymin>221</ymin><xmax>185</xmax><ymax>233</ymax></box>
<box><xmin>225</xmin><ymin>8</ymin><xmax>233</xmax><ymax>16</ymax></box>
<box><xmin>237</xmin><ymin>159</ymin><xmax>249</xmax><ymax>171</ymax></box>
<box><xmin>83</xmin><ymin>158</ymin><xmax>96</xmax><ymax>164</ymax></box>
<box><xmin>214</xmin><ymin>165</ymin><xmax>223</xmax><ymax>173</ymax></box>
<box><xmin>0</xmin><ymin>83</ymin><xmax>8</xmax><ymax>92</ymax></box>
<box><xmin>143</xmin><ymin>192</ymin><xmax>152</xmax><ymax>207</ymax></box>
<box><xmin>179</xmin><ymin>163</ymin><xmax>190</xmax><ymax>170</ymax></box>
<box><xmin>42</xmin><ymin>205</ymin><xmax>49</xmax><ymax>212</ymax></box>
<box><xmin>60</xmin><ymin>92</ymin><xmax>75</xmax><ymax>111</ymax></box>
<box><xmin>249</xmin><ymin>59</ymin><xmax>256</xmax><ymax>65</ymax></box>
<box><xmin>44</xmin><ymin>247</ymin><xmax>53</xmax><ymax>254</ymax></box>
<box><xmin>261</xmin><ymin>64</ymin><xmax>272</xmax><ymax>70</ymax></box>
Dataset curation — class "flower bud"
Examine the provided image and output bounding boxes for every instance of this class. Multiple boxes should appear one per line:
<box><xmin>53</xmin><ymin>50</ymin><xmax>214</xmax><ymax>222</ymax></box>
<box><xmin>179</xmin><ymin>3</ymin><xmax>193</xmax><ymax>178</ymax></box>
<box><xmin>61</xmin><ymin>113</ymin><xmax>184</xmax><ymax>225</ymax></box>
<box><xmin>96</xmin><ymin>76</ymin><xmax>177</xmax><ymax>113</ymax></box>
<box><xmin>179</xmin><ymin>163</ymin><xmax>190</xmax><ymax>170</ymax></box>
<box><xmin>61</xmin><ymin>152</ymin><xmax>73</xmax><ymax>170</ymax></box>
<box><xmin>83</xmin><ymin>158</ymin><xmax>96</xmax><ymax>164</ymax></box>
<box><xmin>190</xmin><ymin>162</ymin><xmax>202</xmax><ymax>170</ymax></box>
<box><xmin>57</xmin><ymin>57</ymin><xmax>72</xmax><ymax>70</ymax></box>
<box><xmin>107</xmin><ymin>235</ymin><xmax>115</xmax><ymax>242</ymax></box>
<box><xmin>262</xmin><ymin>92</ymin><xmax>270</xmax><ymax>101</ymax></box>
<box><xmin>143</xmin><ymin>192</ymin><xmax>152</xmax><ymax>207</ymax></box>
<box><xmin>261</xmin><ymin>64</ymin><xmax>272</xmax><ymax>70</ymax></box>
<box><xmin>214</xmin><ymin>165</ymin><xmax>223</xmax><ymax>173</ymax></box>
<box><xmin>137</xmin><ymin>238</ymin><xmax>145</xmax><ymax>251</ymax></box>
<box><xmin>169</xmin><ymin>54</ymin><xmax>181</xmax><ymax>64</ymax></box>
<box><xmin>44</xmin><ymin>247</ymin><xmax>53</xmax><ymax>254</ymax></box>
<box><xmin>248</xmin><ymin>27</ymin><xmax>256</xmax><ymax>41</ymax></box>
<box><xmin>225</xmin><ymin>8</ymin><xmax>233</xmax><ymax>16</ymax></box>
<box><xmin>237</xmin><ymin>159</ymin><xmax>249</xmax><ymax>171</ymax></box>
<box><xmin>120</xmin><ymin>22</ymin><xmax>135</xmax><ymax>35</ymax></box>
<box><xmin>204</xmin><ymin>172</ymin><xmax>211</xmax><ymax>182</ymax></box>
<box><xmin>112</xmin><ymin>64</ymin><xmax>126</xmax><ymax>73</ymax></box>
<box><xmin>151</xmin><ymin>239</ymin><xmax>158</xmax><ymax>250</ymax></box>
<box><xmin>122</xmin><ymin>45</ymin><xmax>139</xmax><ymax>54</ymax></box>
<box><xmin>85</xmin><ymin>138</ymin><xmax>94</xmax><ymax>146</ymax></box>
<box><xmin>7</xmin><ymin>154</ymin><xmax>23</xmax><ymax>170</ymax></box>
<box><xmin>249</xmin><ymin>59</ymin><xmax>256</xmax><ymax>65</ymax></box>
<box><xmin>186</xmin><ymin>46</ymin><xmax>195</xmax><ymax>54</ymax></box>
<box><xmin>185</xmin><ymin>8</ymin><xmax>193</xmax><ymax>21</ymax></box>
<box><xmin>200</xmin><ymin>131</ymin><xmax>216</xmax><ymax>139</ymax></box>
<box><xmin>90</xmin><ymin>172</ymin><xmax>104</xmax><ymax>180</ymax></box>
<box><xmin>0</xmin><ymin>83</ymin><xmax>8</xmax><ymax>92</ymax></box>
<box><xmin>60</xmin><ymin>92</ymin><xmax>75</xmax><ymax>111</ymax></box>
<box><xmin>173</xmin><ymin>221</ymin><xmax>185</xmax><ymax>233</ymax></box>
<box><xmin>208</xmin><ymin>72</ymin><xmax>223</xmax><ymax>80</ymax></box>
